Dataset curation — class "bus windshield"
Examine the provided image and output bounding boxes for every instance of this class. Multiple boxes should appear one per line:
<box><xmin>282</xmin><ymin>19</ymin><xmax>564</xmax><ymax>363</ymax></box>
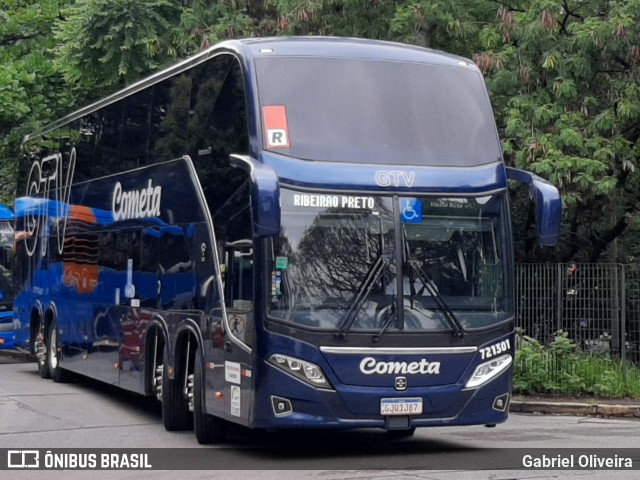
<box><xmin>255</xmin><ymin>56</ymin><xmax>502</xmax><ymax>166</ymax></box>
<box><xmin>268</xmin><ymin>190</ymin><xmax>513</xmax><ymax>332</ymax></box>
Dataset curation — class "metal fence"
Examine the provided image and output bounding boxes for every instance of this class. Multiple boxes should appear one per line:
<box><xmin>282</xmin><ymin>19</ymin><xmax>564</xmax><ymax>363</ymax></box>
<box><xmin>515</xmin><ymin>263</ymin><xmax>640</xmax><ymax>366</ymax></box>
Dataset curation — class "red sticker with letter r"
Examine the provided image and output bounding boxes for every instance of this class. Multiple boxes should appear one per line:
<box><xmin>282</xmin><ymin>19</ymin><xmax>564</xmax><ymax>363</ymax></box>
<box><xmin>263</xmin><ymin>105</ymin><xmax>290</xmax><ymax>148</ymax></box>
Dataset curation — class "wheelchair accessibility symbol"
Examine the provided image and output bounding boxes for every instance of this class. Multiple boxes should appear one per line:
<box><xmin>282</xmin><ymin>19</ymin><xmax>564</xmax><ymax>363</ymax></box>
<box><xmin>400</xmin><ymin>198</ymin><xmax>422</xmax><ymax>223</ymax></box>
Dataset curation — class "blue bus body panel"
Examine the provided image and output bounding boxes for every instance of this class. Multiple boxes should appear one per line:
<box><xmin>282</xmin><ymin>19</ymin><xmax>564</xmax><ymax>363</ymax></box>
<box><xmin>12</xmin><ymin>158</ymin><xmax>208</xmax><ymax>390</ymax></box>
<box><xmin>0</xmin><ymin>205</ymin><xmax>14</xmax><ymax>221</ymax></box>
<box><xmin>249</xmin><ymin>332</ymin><xmax>514</xmax><ymax>429</ymax></box>
<box><xmin>261</xmin><ymin>152</ymin><xmax>507</xmax><ymax>194</ymax></box>
<box><xmin>320</xmin><ymin>351</ymin><xmax>473</xmax><ymax>387</ymax></box>
<box><xmin>228</xmin><ymin>36</ymin><xmax>477</xmax><ymax>69</ymax></box>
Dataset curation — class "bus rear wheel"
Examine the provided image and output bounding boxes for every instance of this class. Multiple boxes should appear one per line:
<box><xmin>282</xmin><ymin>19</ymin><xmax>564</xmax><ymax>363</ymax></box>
<box><xmin>194</xmin><ymin>347</ymin><xmax>227</xmax><ymax>444</ymax></box>
<box><xmin>35</xmin><ymin>321</ymin><xmax>51</xmax><ymax>379</ymax></box>
<box><xmin>161</xmin><ymin>348</ymin><xmax>193</xmax><ymax>431</ymax></box>
<box><xmin>47</xmin><ymin>320</ymin><xmax>68</xmax><ymax>383</ymax></box>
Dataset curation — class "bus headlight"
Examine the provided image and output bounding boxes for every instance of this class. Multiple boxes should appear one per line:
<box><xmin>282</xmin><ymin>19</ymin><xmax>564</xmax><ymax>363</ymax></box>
<box><xmin>268</xmin><ymin>354</ymin><xmax>332</xmax><ymax>389</ymax></box>
<box><xmin>465</xmin><ymin>354</ymin><xmax>512</xmax><ymax>389</ymax></box>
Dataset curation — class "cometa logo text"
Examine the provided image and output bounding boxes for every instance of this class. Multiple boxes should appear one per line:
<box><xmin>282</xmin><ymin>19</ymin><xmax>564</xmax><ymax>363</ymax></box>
<box><xmin>359</xmin><ymin>357</ymin><xmax>441</xmax><ymax>375</ymax></box>
<box><xmin>112</xmin><ymin>180</ymin><xmax>162</xmax><ymax>221</ymax></box>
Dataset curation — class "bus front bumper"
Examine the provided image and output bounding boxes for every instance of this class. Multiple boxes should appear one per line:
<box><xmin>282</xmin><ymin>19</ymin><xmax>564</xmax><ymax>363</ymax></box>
<box><xmin>251</xmin><ymin>363</ymin><xmax>512</xmax><ymax>430</ymax></box>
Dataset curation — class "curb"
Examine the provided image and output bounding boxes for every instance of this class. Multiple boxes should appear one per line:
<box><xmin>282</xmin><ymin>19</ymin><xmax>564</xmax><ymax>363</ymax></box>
<box><xmin>510</xmin><ymin>400</ymin><xmax>640</xmax><ymax>419</ymax></box>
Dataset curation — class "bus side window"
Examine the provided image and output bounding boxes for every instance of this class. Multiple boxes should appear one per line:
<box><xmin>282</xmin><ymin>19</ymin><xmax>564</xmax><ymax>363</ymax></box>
<box><xmin>0</xmin><ymin>220</ymin><xmax>14</xmax><ymax>306</ymax></box>
<box><xmin>224</xmin><ymin>240</ymin><xmax>253</xmax><ymax>305</ymax></box>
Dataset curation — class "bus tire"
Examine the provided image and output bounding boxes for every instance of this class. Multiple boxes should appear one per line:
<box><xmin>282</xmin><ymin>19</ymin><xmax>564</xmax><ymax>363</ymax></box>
<box><xmin>36</xmin><ymin>321</ymin><xmax>51</xmax><ymax>379</ymax></box>
<box><xmin>47</xmin><ymin>320</ymin><xmax>68</xmax><ymax>383</ymax></box>
<box><xmin>194</xmin><ymin>347</ymin><xmax>227</xmax><ymax>444</ymax></box>
<box><xmin>161</xmin><ymin>354</ymin><xmax>192</xmax><ymax>431</ymax></box>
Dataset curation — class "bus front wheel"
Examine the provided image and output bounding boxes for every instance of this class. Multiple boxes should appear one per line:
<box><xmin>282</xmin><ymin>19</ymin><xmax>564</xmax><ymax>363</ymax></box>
<box><xmin>194</xmin><ymin>347</ymin><xmax>227</xmax><ymax>444</ymax></box>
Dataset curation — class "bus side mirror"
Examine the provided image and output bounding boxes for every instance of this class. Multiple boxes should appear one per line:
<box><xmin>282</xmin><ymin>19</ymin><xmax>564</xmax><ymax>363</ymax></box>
<box><xmin>230</xmin><ymin>155</ymin><xmax>280</xmax><ymax>238</ymax></box>
<box><xmin>506</xmin><ymin>167</ymin><xmax>562</xmax><ymax>247</ymax></box>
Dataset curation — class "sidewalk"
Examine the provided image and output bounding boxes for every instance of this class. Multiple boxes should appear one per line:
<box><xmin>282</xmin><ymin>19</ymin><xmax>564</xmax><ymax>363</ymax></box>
<box><xmin>511</xmin><ymin>395</ymin><xmax>640</xmax><ymax>419</ymax></box>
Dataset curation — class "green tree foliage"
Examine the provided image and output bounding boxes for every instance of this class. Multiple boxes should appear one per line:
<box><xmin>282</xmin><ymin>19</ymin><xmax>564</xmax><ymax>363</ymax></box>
<box><xmin>54</xmin><ymin>0</ymin><xmax>183</xmax><ymax>91</ymax></box>
<box><xmin>477</xmin><ymin>1</ymin><xmax>640</xmax><ymax>262</ymax></box>
<box><xmin>0</xmin><ymin>0</ymin><xmax>75</xmax><ymax>203</ymax></box>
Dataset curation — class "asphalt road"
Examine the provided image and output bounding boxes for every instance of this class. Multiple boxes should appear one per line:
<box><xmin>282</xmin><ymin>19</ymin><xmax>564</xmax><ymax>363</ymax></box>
<box><xmin>1</xmin><ymin>358</ymin><xmax>639</xmax><ymax>479</ymax></box>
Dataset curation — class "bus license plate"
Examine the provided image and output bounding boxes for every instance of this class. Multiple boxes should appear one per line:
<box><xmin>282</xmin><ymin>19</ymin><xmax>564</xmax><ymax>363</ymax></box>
<box><xmin>380</xmin><ymin>398</ymin><xmax>423</xmax><ymax>416</ymax></box>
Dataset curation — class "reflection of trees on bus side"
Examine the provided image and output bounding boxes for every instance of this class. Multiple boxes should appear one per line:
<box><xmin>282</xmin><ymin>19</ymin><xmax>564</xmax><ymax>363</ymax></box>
<box><xmin>153</xmin><ymin>75</ymin><xmax>192</xmax><ymax>160</ymax></box>
<box><xmin>36</xmin><ymin>55</ymin><xmax>251</xmax><ymax>220</ymax></box>
<box><xmin>152</xmin><ymin>57</ymin><xmax>248</xmax><ymax>216</ymax></box>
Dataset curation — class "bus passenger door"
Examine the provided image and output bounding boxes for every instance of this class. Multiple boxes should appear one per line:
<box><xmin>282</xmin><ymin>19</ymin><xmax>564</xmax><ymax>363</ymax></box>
<box><xmin>225</xmin><ymin>240</ymin><xmax>255</xmax><ymax>347</ymax></box>
<box><xmin>208</xmin><ymin>240</ymin><xmax>254</xmax><ymax>425</ymax></box>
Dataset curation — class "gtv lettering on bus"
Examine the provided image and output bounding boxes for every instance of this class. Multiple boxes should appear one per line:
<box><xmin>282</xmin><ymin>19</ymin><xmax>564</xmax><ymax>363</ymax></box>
<box><xmin>293</xmin><ymin>194</ymin><xmax>375</xmax><ymax>209</ymax></box>
<box><xmin>112</xmin><ymin>180</ymin><xmax>162</xmax><ymax>221</ymax></box>
<box><xmin>374</xmin><ymin>170</ymin><xmax>416</xmax><ymax>187</ymax></box>
<box><xmin>359</xmin><ymin>357</ymin><xmax>441</xmax><ymax>375</ymax></box>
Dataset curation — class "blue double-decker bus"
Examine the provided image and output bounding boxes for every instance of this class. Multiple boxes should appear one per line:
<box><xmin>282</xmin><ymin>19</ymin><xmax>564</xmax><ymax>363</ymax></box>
<box><xmin>13</xmin><ymin>37</ymin><xmax>561</xmax><ymax>442</ymax></box>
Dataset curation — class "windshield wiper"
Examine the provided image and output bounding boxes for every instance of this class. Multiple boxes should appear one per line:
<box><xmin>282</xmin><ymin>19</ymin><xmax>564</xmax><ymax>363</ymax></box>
<box><xmin>336</xmin><ymin>254</ymin><xmax>391</xmax><ymax>338</ymax></box>
<box><xmin>371</xmin><ymin>304</ymin><xmax>396</xmax><ymax>343</ymax></box>
<box><xmin>406</xmin><ymin>259</ymin><xmax>466</xmax><ymax>338</ymax></box>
